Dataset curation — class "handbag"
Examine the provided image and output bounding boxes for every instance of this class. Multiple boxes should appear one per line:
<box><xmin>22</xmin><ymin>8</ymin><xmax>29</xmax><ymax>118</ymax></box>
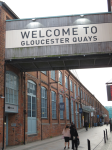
<box><xmin>77</xmin><ymin>138</ymin><xmax>80</xmax><ymax>145</ymax></box>
<box><xmin>62</xmin><ymin>135</ymin><xmax>64</xmax><ymax>139</ymax></box>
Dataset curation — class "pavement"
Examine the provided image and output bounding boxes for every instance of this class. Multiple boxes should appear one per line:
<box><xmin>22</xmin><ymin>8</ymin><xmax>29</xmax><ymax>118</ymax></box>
<box><xmin>6</xmin><ymin>125</ymin><xmax>112</xmax><ymax>150</ymax></box>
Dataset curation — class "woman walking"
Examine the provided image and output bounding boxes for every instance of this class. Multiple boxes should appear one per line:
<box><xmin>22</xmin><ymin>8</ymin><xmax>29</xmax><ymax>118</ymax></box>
<box><xmin>62</xmin><ymin>125</ymin><xmax>71</xmax><ymax>149</ymax></box>
<box><xmin>70</xmin><ymin>124</ymin><xmax>79</xmax><ymax>150</ymax></box>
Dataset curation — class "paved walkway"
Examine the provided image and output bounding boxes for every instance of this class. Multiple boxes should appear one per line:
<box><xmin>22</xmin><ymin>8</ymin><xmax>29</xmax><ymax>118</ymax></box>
<box><xmin>6</xmin><ymin>125</ymin><xmax>111</xmax><ymax>150</ymax></box>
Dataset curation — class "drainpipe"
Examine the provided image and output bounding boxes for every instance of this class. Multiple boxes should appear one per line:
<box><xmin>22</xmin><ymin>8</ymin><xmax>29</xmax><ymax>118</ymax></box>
<box><xmin>24</xmin><ymin>72</ymin><xmax>26</xmax><ymax>145</ymax></box>
<box><xmin>40</xmin><ymin>72</ymin><xmax>42</xmax><ymax>140</ymax></box>
<box><xmin>2</xmin><ymin>62</ymin><xmax>6</xmax><ymax>150</ymax></box>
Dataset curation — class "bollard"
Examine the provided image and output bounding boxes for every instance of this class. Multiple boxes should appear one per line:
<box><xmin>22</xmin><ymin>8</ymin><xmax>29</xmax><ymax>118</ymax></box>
<box><xmin>110</xmin><ymin>124</ymin><xmax>111</xmax><ymax>132</ymax></box>
<box><xmin>87</xmin><ymin>139</ymin><xmax>91</xmax><ymax>150</ymax></box>
<box><xmin>106</xmin><ymin>129</ymin><xmax>108</xmax><ymax>140</ymax></box>
<box><xmin>104</xmin><ymin>130</ymin><xmax>106</xmax><ymax>143</ymax></box>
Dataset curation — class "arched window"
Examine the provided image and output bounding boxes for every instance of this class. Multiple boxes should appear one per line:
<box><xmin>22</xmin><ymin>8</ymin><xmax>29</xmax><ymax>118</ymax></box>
<box><xmin>27</xmin><ymin>80</ymin><xmax>37</xmax><ymax>134</ymax></box>
<box><xmin>41</xmin><ymin>86</ymin><xmax>47</xmax><ymax>118</ymax></box>
<box><xmin>51</xmin><ymin>91</ymin><xmax>56</xmax><ymax>119</ymax></box>
<box><xmin>5</xmin><ymin>71</ymin><xmax>18</xmax><ymax>105</ymax></box>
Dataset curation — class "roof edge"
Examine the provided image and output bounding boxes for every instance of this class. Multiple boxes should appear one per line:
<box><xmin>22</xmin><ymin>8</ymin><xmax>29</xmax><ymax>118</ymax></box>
<box><xmin>0</xmin><ymin>1</ymin><xmax>19</xmax><ymax>19</ymax></box>
<box><xmin>5</xmin><ymin>11</ymin><xmax>110</xmax><ymax>22</ymax></box>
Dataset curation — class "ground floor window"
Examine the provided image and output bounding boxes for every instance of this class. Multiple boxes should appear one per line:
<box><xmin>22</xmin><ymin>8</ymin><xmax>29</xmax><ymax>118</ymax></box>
<box><xmin>27</xmin><ymin>80</ymin><xmax>37</xmax><ymax>134</ymax></box>
<box><xmin>60</xmin><ymin>95</ymin><xmax>63</xmax><ymax>119</ymax></box>
<box><xmin>76</xmin><ymin>103</ymin><xmax>78</xmax><ymax>128</ymax></box>
<box><xmin>71</xmin><ymin>99</ymin><xmax>74</xmax><ymax>123</ymax></box>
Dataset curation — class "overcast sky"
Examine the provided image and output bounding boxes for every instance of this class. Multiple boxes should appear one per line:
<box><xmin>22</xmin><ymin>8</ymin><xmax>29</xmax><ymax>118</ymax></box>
<box><xmin>3</xmin><ymin>0</ymin><xmax>112</xmax><ymax>106</ymax></box>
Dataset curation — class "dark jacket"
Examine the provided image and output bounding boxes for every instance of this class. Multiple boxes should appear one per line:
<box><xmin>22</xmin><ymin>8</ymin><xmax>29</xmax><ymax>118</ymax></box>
<box><xmin>85</xmin><ymin>122</ymin><xmax>88</xmax><ymax>127</ymax></box>
<box><xmin>70</xmin><ymin>127</ymin><xmax>78</xmax><ymax>140</ymax></box>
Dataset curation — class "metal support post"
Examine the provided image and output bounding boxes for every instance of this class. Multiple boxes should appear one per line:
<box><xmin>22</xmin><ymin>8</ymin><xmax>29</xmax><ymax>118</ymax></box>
<box><xmin>104</xmin><ymin>130</ymin><xmax>106</xmax><ymax>143</ymax></box>
<box><xmin>106</xmin><ymin>129</ymin><xmax>108</xmax><ymax>140</ymax></box>
<box><xmin>87</xmin><ymin>139</ymin><xmax>91</xmax><ymax>150</ymax></box>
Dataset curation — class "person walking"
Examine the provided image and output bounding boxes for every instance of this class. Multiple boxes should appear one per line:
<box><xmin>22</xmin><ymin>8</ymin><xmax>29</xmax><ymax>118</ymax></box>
<box><xmin>62</xmin><ymin>125</ymin><xmax>71</xmax><ymax>149</ymax></box>
<box><xmin>85</xmin><ymin>120</ymin><xmax>88</xmax><ymax>131</ymax></box>
<box><xmin>70</xmin><ymin>124</ymin><xmax>79</xmax><ymax>150</ymax></box>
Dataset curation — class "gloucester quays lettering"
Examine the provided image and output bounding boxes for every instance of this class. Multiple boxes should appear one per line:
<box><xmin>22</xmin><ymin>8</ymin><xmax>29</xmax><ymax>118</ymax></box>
<box><xmin>20</xmin><ymin>26</ymin><xmax>97</xmax><ymax>47</ymax></box>
<box><xmin>6</xmin><ymin>23</ymin><xmax>112</xmax><ymax>48</ymax></box>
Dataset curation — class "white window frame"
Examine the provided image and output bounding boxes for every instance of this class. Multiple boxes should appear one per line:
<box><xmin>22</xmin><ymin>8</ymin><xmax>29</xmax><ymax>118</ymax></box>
<box><xmin>27</xmin><ymin>80</ymin><xmax>37</xmax><ymax>134</ymax></box>
<box><xmin>5</xmin><ymin>71</ymin><xmax>18</xmax><ymax>105</ymax></box>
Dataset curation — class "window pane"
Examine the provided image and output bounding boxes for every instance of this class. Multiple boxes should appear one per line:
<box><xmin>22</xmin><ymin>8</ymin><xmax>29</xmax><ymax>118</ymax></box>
<box><xmin>5</xmin><ymin>72</ymin><xmax>18</xmax><ymax>105</ymax></box>
<box><xmin>41</xmin><ymin>87</ymin><xmax>47</xmax><ymax>118</ymax></box>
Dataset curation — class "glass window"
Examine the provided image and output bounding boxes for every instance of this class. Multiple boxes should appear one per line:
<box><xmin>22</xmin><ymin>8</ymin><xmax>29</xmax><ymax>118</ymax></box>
<box><xmin>74</xmin><ymin>84</ymin><xmax>77</xmax><ymax>99</ymax></box>
<box><xmin>59</xmin><ymin>71</ymin><xmax>62</xmax><ymax>85</ymax></box>
<box><xmin>27</xmin><ymin>80</ymin><xmax>36</xmax><ymax>134</ymax></box>
<box><xmin>79</xmin><ymin>104</ymin><xmax>81</xmax><ymax>128</ymax></box>
<box><xmin>41</xmin><ymin>71</ymin><xmax>47</xmax><ymax>75</ymax></box>
<box><xmin>71</xmin><ymin>99</ymin><xmax>74</xmax><ymax>123</ymax></box>
<box><xmin>81</xmin><ymin>90</ymin><xmax>82</xmax><ymax>99</ymax></box>
<box><xmin>41</xmin><ymin>87</ymin><xmax>47</xmax><ymax>118</ymax></box>
<box><xmin>51</xmin><ymin>91</ymin><xmax>56</xmax><ymax>119</ymax></box>
<box><xmin>60</xmin><ymin>95</ymin><xmax>63</xmax><ymax>119</ymax></box>
<box><xmin>51</xmin><ymin>70</ymin><xmax>55</xmax><ymax>80</ymax></box>
<box><xmin>5</xmin><ymin>71</ymin><xmax>18</xmax><ymax>105</ymax></box>
<box><xmin>66</xmin><ymin>97</ymin><xmax>69</xmax><ymax>120</ymax></box>
<box><xmin>84</xmin><ymin>92</ymin><xmax>85</xmax><ymax>100</ymax></box>
<box><xmin>76</xmin><ymin>103</ymin><xmax>78</xmax><ymax>128</ymax></box>
<box><xmin>78</xmin><ymin>87</ymin><xmax>80</xmax><ymax>96</ymax></box>
<box><xmin>70</xmin><ymin>80</ymin><xmax>72</xmax><ymax>92</ymax></box>
<box><xmin>65</xmin><ymin>76</ymin><xmax>68</xmax><ymax>89</ymax></box>
<box><xmin>86</xmin><ymin>95</ymin><xmax>87</xmax><ymax>101</ymax></box>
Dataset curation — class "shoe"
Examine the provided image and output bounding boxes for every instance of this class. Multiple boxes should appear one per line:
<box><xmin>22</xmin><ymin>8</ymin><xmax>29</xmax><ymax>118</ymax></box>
<box><xmin>64</xmin><ymin>146</ymin><xmax>66</xmax><ymax>149</ymax></box>
<box><xmin>68</xmin><ymin>147</ymin><xmax>70</xmax><ymax>149</ymax></box>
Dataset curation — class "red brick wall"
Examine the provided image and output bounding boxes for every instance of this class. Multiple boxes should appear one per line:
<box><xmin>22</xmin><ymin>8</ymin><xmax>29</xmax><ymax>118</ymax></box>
<box><xmin>0</xmin><ymin>5</ymin><xmax>18</xmax><ymax>149</ymax></box>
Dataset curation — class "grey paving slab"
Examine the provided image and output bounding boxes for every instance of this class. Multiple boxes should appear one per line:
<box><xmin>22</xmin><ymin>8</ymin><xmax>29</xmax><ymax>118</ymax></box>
<box><xmin>6</xmin><ymin>125</ymin><xmax>110</xmax><ymax>150</ymax></box>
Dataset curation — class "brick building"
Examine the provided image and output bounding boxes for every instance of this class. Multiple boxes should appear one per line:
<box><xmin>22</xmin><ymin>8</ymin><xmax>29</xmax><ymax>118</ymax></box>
<box><xmin>0</xmin><ymin>1</ymin><xmax>109</xmax><ymax>149</ymax></box>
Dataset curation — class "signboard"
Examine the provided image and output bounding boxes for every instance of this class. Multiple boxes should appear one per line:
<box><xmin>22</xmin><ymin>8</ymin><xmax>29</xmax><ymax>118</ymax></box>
<box><xmin>5</xmin><ymin>104</ymin><xmax>18</xmax><ymax>113</ymax></box>
<box><xmin>107</xmin><ymin>85</ymin><xmax>112</xmax><ymax>101</ymax></box>
<box><xmin>5</xmin><ymin>23</ymin><xmax>112</xmax><ymax>48</ymax></box>
<box><xmin>91</xmin><ymin>112</ymin><xmax>93</xmax><ymax>117</ymax></box>
<box><xmin>60</xmin><ymin>102</ymin><xmax>65</xmax><ymax>111</ymax></box>
<box><xmin>79</xmin><ymin>108</ymin><xmax>83</xmax><ymax>113</ymax></box>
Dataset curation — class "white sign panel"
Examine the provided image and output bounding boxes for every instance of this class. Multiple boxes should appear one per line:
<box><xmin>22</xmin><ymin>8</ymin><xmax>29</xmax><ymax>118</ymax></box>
<box><xmin>6</xmin><ymin>23</ymin><xmax>112</xmax><ymax>48</ymax></box>
<box><xmin>5</xmin><ymin>104</ymin><xmax>18</xmax><ymax>113</ymax></box>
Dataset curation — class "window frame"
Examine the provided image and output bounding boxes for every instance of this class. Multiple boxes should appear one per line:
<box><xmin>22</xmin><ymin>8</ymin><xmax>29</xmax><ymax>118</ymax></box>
<box><xmin>51</xmin><ymin>91</ymin><xmax>56</xmax><ymax>119</ymax></box>
<box><xmin>59</xmin><ymin>71</ymin><xmax>62</xmax><ymax>85</ymax></box>
<box><xmin>41</xmin><ymin>86</ymin><xmax>47</xmax><ymax>118</ymax></box>
<box><xmin>5</xmin><ymin>71</ymin><xmax>18</xmax><ymax>105</ymax></box>
<box><xmin>51</xmin><ymin>70</ymin><xmax>55</xmax><ymax>80</ymax></box>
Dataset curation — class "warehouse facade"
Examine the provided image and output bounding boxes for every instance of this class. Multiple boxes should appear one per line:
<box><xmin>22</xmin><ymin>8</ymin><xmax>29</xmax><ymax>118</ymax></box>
<box><xmin>0</xmin><ymin>1</ymin><xmax>110</xmax><ymax>149</ymax></box>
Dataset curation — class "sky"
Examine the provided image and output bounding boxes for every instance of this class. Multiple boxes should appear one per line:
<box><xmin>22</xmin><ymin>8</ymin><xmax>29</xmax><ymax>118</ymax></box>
<box><xmin>3</xmin><ymin>0</ymin><xmax>112</xmax><ymax>106</ymax></box>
